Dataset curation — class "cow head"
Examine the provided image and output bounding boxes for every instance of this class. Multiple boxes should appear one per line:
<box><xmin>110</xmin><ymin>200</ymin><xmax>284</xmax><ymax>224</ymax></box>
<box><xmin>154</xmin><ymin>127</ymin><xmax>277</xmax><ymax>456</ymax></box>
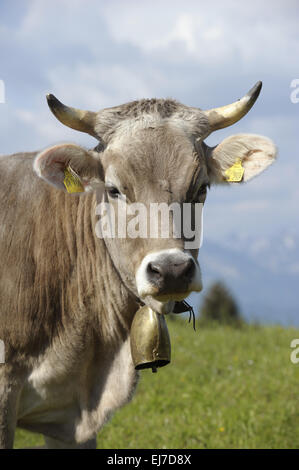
<box><xmin>34</xmin><ymin>82</ymin><xmax>276</xmax><ymax>313</ymax></box>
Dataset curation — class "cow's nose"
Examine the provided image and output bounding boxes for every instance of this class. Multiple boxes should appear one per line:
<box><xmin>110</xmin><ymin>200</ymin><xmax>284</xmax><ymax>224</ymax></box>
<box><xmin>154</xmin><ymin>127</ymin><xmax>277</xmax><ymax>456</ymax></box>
<box><xmin>136</xmin><ymin>248</ymin><xmax>202</xmax><ymax>299</ymax></box>
<box><xmin>146</xmin><ymin>258</ymin><xmax>195</xmax><ymax>292</ymax></box>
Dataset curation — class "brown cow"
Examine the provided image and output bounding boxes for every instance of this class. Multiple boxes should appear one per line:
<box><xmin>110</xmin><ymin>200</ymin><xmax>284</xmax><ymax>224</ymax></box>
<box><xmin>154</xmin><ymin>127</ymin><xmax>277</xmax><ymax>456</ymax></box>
<box><xmin>0</xmin><ymin>82</ymin><xmax>276</xmax><ymax>448</ymax></box>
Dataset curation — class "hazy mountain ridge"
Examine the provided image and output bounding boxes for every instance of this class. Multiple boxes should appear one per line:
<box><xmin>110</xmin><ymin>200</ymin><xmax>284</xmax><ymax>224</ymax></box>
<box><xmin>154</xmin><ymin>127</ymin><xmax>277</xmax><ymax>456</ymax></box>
<box><xmin>215</xmin><ymin>232</ymin><xmax>299</xmax><ymax>275</ymax></box>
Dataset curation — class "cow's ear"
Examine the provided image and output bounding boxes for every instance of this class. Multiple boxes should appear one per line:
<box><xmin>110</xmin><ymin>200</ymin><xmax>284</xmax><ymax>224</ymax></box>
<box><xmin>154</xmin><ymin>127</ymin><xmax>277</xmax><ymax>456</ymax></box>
<box><xmin>206</xmin><ymin>134</ymin><xmax>277</xmax><ymax>184</ymax></box>
<box><xmin>34</xmin><ymin>143</ymin><xmax>104</xmax><ymax>193</ymax></box>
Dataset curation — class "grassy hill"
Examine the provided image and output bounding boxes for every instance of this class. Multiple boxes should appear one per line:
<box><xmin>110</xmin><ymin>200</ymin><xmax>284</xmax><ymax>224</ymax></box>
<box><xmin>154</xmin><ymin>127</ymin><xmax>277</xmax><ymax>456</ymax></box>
<box><xmin>14</xmin><ymin>318</ymin><xmax>299</xmax><ymax>449</ymax></box>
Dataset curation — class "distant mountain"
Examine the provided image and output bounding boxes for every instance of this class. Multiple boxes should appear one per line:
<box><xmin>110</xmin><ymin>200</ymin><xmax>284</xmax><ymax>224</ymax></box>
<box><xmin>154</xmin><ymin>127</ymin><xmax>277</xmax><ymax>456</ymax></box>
<box><xmin>216</xmin><ymin>232</ymin><xmax>299</xmax><ymax>276</ymax></box>
<box><xmin>189</xmin><ymin>233</ymin><xmax>299</xmax><ymax>326</ymax></box>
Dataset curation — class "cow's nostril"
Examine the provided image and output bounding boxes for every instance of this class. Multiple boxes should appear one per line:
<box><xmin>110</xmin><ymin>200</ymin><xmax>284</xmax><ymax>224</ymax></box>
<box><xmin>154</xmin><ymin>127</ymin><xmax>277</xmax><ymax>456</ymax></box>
<box><xmin>171</xmin><ymin>258</ymin><xmax>195</xmax><ymax>280</ymax></box>
<box><xmin>146</xmin><ymin>258</ymin><xmax>195</xmax><ymax>288</ymax></box>
<box><xmin>136</xmin><ymin>251</ymin><xmax>202</xmax><ymax>299</ymax></box>
<box><xmin>147</xmin><ymin>262</ymin><xmax>163</xmax><ymax>277</ymax></box>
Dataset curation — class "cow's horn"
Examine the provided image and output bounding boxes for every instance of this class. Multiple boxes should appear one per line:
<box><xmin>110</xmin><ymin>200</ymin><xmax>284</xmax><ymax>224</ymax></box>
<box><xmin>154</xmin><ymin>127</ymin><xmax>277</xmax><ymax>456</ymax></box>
<box><xmin>204</xmin><ymin>81</ymin><xmax>262</xmax><ymax>132</ymax></box>
<box><xmin>46</xmin><ymin>94</ymin><xmax>97</xmax><ymax>137</ymax></box>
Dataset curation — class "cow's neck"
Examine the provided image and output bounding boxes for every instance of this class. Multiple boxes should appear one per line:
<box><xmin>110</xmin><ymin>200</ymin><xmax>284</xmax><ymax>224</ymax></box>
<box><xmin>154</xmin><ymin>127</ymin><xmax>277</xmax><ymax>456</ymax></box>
<box><xmin>59</xmin><ymin>191</ymin><xmax>138</xmax><ymax>346</ymax></box>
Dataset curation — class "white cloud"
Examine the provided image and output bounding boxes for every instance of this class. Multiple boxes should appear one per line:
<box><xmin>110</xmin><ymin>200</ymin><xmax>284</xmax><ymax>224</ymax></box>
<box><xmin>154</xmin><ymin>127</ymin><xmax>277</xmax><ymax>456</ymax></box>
<box><xmin>46</xmin><ymin>63</ymin><xmax>154</xmax><ymax>109</ymax></box>
<box><xmin>13</xmin><ymin>0</ymin><xmax>299</xmax><ymax>75</ymax></box>
<box><xmin>101</xmin><ymin>0</ymin><xmax>299</xmax><ymax>70</ymax></box>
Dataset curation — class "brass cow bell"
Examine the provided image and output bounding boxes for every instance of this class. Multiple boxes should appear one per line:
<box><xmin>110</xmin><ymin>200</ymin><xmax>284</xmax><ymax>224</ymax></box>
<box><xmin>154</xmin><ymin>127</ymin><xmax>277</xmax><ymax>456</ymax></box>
<box><xmin>130</xmin><ymin>306</ymin><xmax>171</xmax><ymax>373</ymax></box>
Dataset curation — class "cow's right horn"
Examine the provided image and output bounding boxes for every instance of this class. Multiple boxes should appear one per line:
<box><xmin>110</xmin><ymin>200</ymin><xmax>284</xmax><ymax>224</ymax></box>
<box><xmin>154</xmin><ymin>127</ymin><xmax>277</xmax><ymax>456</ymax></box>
<box><xmin>203</xmin><ymin>81</ymin><xmax>262</xmax><ymax>132</ymax></box>
<box><xmin>46</xmin><ymin>94</ymin><xmax>97</xmax><ymax>138</ymax></box>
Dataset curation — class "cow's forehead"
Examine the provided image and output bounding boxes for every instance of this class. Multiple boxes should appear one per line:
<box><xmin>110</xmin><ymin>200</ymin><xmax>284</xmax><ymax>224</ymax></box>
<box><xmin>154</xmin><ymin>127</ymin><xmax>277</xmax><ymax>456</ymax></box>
<box><xmin>95</xmin><ymin>97</ymin><xmax>209</xmax><ymax>147</ymax></box>
<box><xmin>104</xmin><ymin>114</ymin><xmax>199</xmax><ymax>158</ymax></box>
<box><xmin>105</xmin><ymin>111</ymin><xmax>203</xmax><ymax>149</ymax></box>
<box><xmin>101</xmin><ymin>118</ymin><xmax>207</xmax><ymax>201</ymax></box>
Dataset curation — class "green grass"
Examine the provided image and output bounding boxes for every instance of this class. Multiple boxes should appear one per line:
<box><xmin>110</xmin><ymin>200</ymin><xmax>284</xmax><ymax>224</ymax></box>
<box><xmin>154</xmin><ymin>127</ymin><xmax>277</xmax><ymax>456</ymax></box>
<box><xmin>14</xmin><ymin>319</ymin><xmax>299</xmax><ymax>449</ymax></box>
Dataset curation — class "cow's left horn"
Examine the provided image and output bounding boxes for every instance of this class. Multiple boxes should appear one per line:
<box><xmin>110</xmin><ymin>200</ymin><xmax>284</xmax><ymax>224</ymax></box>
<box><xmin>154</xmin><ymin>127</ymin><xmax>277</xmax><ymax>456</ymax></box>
<box><xmin>46</xmin><ymin>94</ymin><xmax>97</xmax><ymax>137</ymax></box>
<box><xmin>203</xmin><ymin>81</ymin><xmax>262</xmax><ymax>132</ymax></box>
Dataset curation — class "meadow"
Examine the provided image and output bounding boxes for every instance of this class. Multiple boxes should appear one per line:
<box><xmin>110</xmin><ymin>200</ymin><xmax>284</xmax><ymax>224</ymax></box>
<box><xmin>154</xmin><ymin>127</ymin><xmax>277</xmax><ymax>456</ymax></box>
<box><xmin>14</xmin><ymin>318</ymin><xmax>299</xmax><ymax>449</ymax></box>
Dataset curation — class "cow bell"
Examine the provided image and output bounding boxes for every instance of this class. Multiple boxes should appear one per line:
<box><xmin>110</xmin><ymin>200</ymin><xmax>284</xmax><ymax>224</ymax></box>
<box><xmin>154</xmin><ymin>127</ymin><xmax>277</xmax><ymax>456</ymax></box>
<box><xmin>130</xmin><ymin>306</ymin><xmax>171</xmax><ymax>373</ymax></box>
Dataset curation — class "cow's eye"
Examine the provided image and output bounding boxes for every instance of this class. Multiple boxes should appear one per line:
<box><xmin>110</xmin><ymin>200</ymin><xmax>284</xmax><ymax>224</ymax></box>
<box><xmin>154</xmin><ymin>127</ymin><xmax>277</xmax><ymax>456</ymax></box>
<box><xmin>191</xmin><ymin>183</ymin><xmax>208</xmax><ymax>203</ymax></box>
<box><xmin>199</xmin><ymin>183</ymin><xmax>209</xmax><ymax>194</ymax></box>
<box><xmin>106</xmin><ymin>186</ymin><xmax>121</xmax><ymax>199</ymax></box>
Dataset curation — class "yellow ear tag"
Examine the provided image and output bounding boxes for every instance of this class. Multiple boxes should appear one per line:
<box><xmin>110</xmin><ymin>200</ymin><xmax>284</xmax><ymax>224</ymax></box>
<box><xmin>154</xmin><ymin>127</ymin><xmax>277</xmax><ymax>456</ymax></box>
<box><xmin>225</xmin><ymin>158</ymin><xmax>245</xmax><ymax>182</ymax></box>
<box><xmin>63</xmin><ymin>166</ymin><xmax>84</xmax><ymax>193</ymax></box>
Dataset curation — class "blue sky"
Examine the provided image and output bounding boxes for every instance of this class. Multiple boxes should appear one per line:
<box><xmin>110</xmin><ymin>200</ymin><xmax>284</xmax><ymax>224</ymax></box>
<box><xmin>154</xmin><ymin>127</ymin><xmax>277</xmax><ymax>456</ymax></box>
<box><xmin>0</xmin><ymin>0</ymin><xmax>298</xmax><ymax>243</ymax></box>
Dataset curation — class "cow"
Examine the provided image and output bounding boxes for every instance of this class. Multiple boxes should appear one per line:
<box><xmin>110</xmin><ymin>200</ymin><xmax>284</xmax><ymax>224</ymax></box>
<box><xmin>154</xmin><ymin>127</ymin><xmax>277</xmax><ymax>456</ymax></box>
<box><xmin>0</xmin><ymin>82</ymin><xmax>276</xmax><ymax>448</ymax></box>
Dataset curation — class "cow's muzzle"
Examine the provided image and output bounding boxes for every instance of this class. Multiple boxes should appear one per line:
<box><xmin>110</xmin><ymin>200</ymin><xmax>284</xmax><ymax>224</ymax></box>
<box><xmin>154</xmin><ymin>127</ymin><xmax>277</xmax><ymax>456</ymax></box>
<box><xmin>147</xmin><ymin>257</ymin><xmax>195</xmax><ymax>293</ymax></box>
<box><xmin>135</xmin><ymin>248</ymin><xmax>202</xmax><ymax>301</ymax></box>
